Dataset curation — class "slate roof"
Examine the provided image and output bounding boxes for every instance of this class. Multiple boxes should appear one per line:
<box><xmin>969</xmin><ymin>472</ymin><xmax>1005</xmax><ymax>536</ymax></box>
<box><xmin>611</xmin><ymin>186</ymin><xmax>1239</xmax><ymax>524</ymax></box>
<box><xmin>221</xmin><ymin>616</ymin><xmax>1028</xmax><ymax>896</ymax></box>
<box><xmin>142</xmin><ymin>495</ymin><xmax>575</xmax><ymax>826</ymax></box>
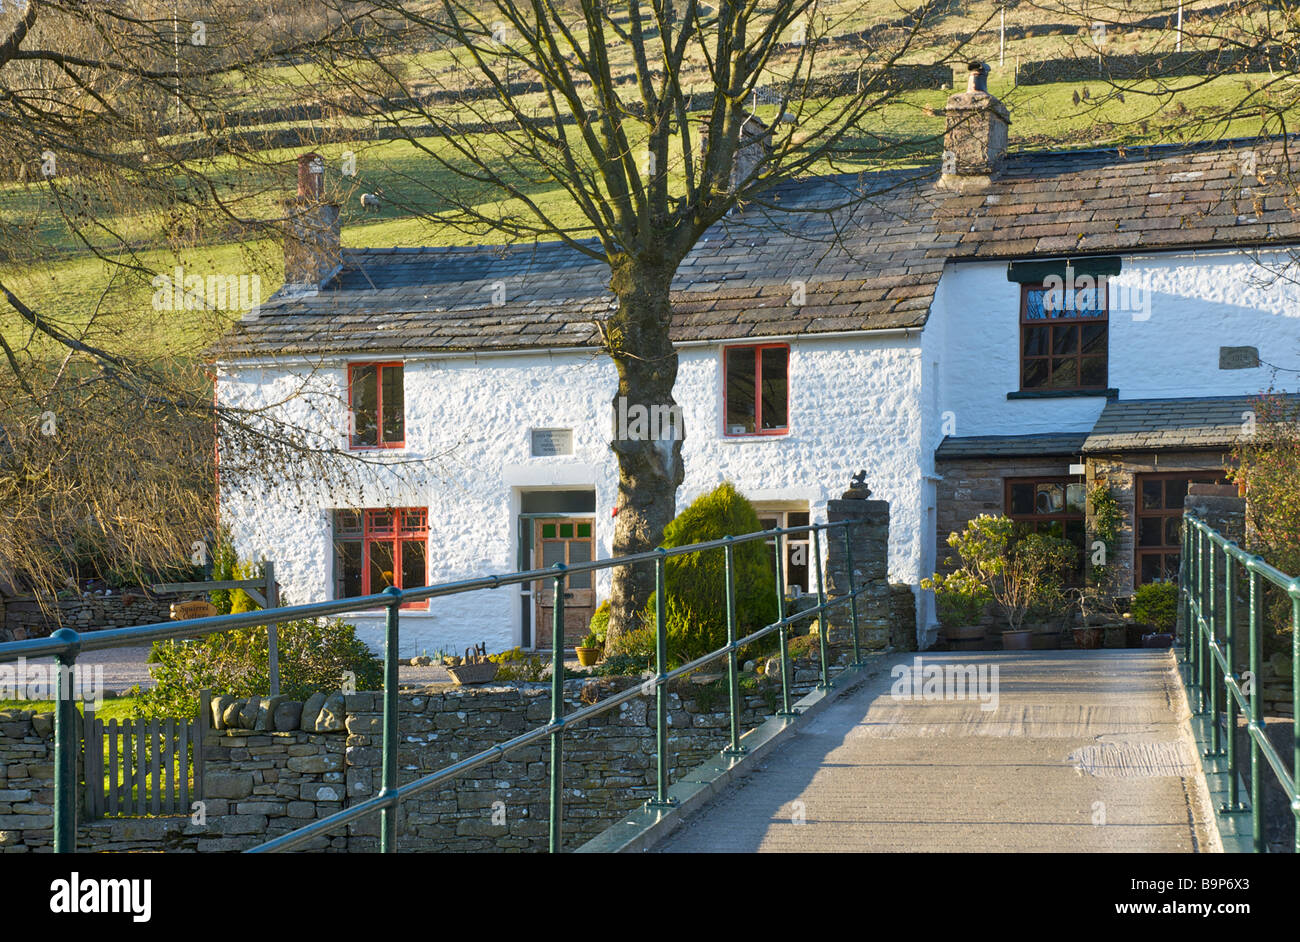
<box><xmin>935</xmin><ymin>432</ymin><xmax>1089</xmax><ymax>460</ymax></box>
<box><xmin>214</xmin><ymin>136</ymin><xmax>1300</xmax><ymax>359</ymax></box>
<box><xmin>1082</xmin><ymin>394</ymin><xmax>1300</xmax><ymax>453</ymax></box>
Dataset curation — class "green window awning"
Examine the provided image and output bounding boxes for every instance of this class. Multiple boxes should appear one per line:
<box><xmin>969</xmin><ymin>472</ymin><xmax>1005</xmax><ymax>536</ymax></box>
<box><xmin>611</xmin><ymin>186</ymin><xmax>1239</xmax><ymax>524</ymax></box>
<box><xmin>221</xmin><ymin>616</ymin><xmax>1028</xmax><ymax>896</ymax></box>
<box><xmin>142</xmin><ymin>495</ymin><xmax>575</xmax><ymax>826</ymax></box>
<box><xmin>1006</xmin><ymin>256</ymin><xmax>1122</xmax><ymax>283</ymax></box>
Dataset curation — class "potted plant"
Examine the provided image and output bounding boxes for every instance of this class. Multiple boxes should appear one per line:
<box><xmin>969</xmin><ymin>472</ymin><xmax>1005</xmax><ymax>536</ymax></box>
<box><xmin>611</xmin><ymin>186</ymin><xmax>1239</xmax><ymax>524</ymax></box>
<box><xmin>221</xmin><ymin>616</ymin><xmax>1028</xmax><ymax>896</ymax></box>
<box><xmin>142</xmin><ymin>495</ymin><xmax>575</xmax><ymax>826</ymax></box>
<box><xmin>1070</xmin><ymin>587</ymin><xmax>1108</xmax><ymax>649</ymax></box>
<box><xmin>944</xmin><ymin>516</ymin><xmax>1076</xmax><ymax>651</ymax></box>
<box><xmin>921</xmin><ymin>569</ymin><xmax>991</xmax><ymax>650</ymax></box>
<box><xmin>575</xmin><ymin>630</ymin><xmax>602</xmax><ymax>667</ymax></box>
<box><xmin>1132</xmin><ymin>581</ymin><xmax>1178</xmax><ymax>647</ymax></box>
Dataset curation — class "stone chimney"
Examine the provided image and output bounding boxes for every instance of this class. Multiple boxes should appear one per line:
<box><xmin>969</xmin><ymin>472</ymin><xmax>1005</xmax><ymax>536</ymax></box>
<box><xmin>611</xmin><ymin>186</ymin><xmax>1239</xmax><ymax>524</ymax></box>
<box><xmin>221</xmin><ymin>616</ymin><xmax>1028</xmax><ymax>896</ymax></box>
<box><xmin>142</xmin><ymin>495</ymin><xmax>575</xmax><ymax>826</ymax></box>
<box><xmin>938</xmin><ymin>62</ymin><xmax>1010</xmax><ymax>191</ymax></box>
<box><xmin>698</xmin><ymin>111</ymin><xmax>774</xmax><ymax>193</ymax></box>
<box><xmin>282</xmin><ymin>152</ymin><xmax>341</xmax><ymax>293</ymax></box>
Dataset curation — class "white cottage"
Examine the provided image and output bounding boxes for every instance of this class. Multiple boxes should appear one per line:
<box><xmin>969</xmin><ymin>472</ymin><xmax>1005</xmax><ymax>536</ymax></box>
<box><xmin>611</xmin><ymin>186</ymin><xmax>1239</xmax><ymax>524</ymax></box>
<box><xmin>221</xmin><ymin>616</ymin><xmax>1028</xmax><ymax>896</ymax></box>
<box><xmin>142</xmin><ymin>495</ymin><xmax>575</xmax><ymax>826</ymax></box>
<box><xmin>213</xmin><ymin>78</ymin><xmax>1300</xmax><ymax>657</ymax></box>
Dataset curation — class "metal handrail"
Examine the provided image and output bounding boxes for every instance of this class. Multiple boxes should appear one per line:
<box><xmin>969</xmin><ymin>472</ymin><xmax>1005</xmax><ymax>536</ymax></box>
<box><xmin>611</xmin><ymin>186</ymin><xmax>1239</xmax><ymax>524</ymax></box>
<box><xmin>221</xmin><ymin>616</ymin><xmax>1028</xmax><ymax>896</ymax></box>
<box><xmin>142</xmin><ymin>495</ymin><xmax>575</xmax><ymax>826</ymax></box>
<box><xmin>0</xmin><ymin>519</ymin><xmax>874</xmax><ymax>853</ymax></box>
<box><xmin>1180</xmin><ymin>512</ymin><xmax>1300</xmax><ymax>852</ymax></box>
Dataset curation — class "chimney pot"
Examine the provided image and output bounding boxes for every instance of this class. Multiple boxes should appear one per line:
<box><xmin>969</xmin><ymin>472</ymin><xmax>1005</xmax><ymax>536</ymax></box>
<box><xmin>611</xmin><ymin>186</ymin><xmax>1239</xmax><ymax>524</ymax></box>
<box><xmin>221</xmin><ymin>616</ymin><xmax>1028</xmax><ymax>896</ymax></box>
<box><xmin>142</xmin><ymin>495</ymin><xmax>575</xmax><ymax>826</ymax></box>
<box><xmin>967</xmin><ymin>61</ymin><xmax>989</xmax><ymax>93</ymax></box>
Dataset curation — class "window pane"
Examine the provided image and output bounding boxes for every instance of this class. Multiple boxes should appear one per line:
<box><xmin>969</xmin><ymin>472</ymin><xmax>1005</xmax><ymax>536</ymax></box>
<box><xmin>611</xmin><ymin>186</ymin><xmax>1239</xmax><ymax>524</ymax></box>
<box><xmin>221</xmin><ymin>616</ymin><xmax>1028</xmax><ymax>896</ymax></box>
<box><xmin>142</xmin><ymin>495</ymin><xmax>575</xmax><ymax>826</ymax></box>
<box><xmin>368</xmin><ymin>510</ymin><xmax>393</xmax><ymax>534</ymax></box>
<box><xmin>1138</xmin><ymin>516</ymin><xmax>1163</xmax><ymax>547</ymax></box>
<box><xmin>1052</xmin><ymin>325</ymin><xmax>1078</xmax><ymax>355</ymax></box>
<box><xmin>542</xmin><ymin>542</ymin><xmax>565</xmax><ymax>567</ymax></box>
<box><xmin>559</xmin><ymin>523</ymin><xmax>574</xmax><ymax>539</ymax></box>
<box><xmin>1022</xmin><ymin>359</ymin><xmax>1049</xmax><ymax>388</ymax></box>
<box><xmin>370</xmin><ymin>541</ymin><xmax>395</xmax><ymax>591</ymax></box>
<box><xmin>1065</xmin><ymin>483</ymin><xmax>1086</xmax><ymax>514</ymax></box>
<box><xmin>542</xmin><ymin>523</ymin><xmax>556</xmax><ymax>539</ymax></box>
<box><xmin>334</xmin><ymin>510</ymin><xmax>362</xmax><ymax>537</ymax></box>
<box><xmin>401</xmin><ymin>539</ymin><xmax>426</xmax><ymax>590</ymax></box>
<box><xmin>1081</xmin><ymin>323</ymin><xmax>1107</xmax><ymax>355</ymax></box>
<box><xmin>1140</xmin><ymin>554</ymin><xmax>1163</xmax><ymax>584</ymax></box>
<box><xmin>725</xmin><ymin>347</ymin><xmax>757</xmax><ymax>434</ymax></box>
<box><xmin>568</xmin><ymin>540</ymin><xmax>591</xmax><ymax>589</ymax></box>
<box><xmin>1023</xmin><ymin>326</ymin><xmax>1049</xmax><ymax>357</ymax></box>
<box><xmin>1009</xmin><ymin>483</ymin><xmax>1035</xmax><ymax>516</ymax></box>
<box><xmin>381</xmin><ymin>365</ymin><xmax>404</xmax><ymax>444</ymax></box>
<box><xmin>1080</xmin><ymin>357</ymin><xmax>1106</xmax><ymax>387</ymax></box>
<box><xmin>789</xmin><ymin>512</ymin><xmax>810</xmax><ymax>528</ymax></box>
<box><xmin>1049</xmin><ymin>358</ymin><xmax>1077</xmax><ymax>387</ymax></box>
<box><xmin>1141</xmin><ymin>480</ymin><xmax>1163</xmax><ymax>511</ymax></box>
<box><xmin>1165</xmin><ymin>479</ymin><xmax>1190</xmax><ymax>509</ymax></box>
<box><xmin>402</xmin><ymin>509</ymin><xmax>426</xmax><ymax>532</ymax></box>
<box><xmin>760</xmin><ymin>347</ymin><xmax>788</xmax><ymax>430</ymax></box>
<box><xmin>1024</xmin><ymin>289</ymin><xmax>1049</xmax><ymax>320</ymax></box>
<box><xmin>336</xmin><ymin>539</ymin><xmax>362</xmax><ymax>598</ymax></box>
<box><xmin>352</xmin><ymin>365</ymin><xmax>378</xmax><ymax>447</ymax></box>
<box><xmin>1164</xmin><ymin>517</ymin><xmax>1181</xmax><ymax>547</ymax></box>
<box><xmin>1035</xmin><ymin>483</ymin><xmax>1064</xmax><ymax>514</ymax></box>
<box><xmin>576</xmin><ymin>523</ymin><xmax>591</xmax><ymax>538</ymax></box>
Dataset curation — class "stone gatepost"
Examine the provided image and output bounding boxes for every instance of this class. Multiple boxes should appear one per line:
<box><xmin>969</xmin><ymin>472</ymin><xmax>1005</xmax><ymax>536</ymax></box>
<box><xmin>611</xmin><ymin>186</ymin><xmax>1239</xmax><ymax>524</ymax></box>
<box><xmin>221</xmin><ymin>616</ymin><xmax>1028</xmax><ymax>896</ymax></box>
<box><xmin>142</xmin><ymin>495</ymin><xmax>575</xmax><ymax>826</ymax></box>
<box><xmin>824</xmin><ymin>486</ymin><xmax>892</xmax><ymax>650</ymax></box>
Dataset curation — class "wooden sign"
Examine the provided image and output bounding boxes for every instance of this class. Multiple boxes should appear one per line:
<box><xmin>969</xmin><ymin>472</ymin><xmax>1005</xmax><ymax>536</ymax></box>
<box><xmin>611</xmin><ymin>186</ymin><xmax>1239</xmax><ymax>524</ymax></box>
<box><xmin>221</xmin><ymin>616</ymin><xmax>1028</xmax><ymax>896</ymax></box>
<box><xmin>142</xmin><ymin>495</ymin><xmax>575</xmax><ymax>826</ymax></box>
<box><xmin>171</xmin><ymin>600</ymin><xmax>218</xmax><ymax>620</ymax></box>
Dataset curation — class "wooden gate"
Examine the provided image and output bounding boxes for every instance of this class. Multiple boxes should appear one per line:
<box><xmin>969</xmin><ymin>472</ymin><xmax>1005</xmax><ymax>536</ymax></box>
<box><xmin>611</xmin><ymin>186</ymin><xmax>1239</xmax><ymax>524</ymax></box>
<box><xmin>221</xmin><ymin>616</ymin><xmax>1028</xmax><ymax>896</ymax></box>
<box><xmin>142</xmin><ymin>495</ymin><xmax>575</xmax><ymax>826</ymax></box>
<box><xmin>83</xmin><ymin>705</ymin><xmax>205</xmax><ymax>818</ymax></box>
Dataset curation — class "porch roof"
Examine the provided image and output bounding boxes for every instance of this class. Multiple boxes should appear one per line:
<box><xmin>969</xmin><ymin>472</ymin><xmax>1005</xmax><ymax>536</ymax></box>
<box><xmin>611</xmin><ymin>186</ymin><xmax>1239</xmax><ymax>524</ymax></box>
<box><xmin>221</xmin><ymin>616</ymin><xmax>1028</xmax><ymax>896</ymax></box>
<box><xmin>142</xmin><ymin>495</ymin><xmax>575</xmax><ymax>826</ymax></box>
<box><xmin>1082</xmin><ymin>394</ymin><xmax>1300</xmax><ymax>453</ymax></box>
<box><xmin>935</xmin><ymin>432</ymin><xmax>1088</xmax><ymax>460</ymax></box>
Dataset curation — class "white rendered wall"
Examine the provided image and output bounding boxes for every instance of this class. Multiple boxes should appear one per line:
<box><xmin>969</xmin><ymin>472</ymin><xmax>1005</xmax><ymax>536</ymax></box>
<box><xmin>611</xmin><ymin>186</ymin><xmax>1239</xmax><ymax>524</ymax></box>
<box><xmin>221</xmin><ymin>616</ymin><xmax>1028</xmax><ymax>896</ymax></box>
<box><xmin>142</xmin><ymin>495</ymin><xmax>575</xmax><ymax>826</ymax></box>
<box><xmin>934</xmin><ymin>249</ymin><xmax>1300</xmax><ymax>438</ymax></box>
<box><xmin>218</xmin><ymin>333</ymin><xmax>928</xmax><ymax>657</ymax></box>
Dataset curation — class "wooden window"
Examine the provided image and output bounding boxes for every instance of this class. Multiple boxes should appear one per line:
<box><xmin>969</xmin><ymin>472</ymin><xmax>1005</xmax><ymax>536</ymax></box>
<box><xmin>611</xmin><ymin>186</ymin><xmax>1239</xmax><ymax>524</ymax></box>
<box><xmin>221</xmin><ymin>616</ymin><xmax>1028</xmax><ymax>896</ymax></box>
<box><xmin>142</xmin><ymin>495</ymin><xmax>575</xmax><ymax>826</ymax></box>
<box><xmin>333</xmin><ymin>508</ymin><xmax>428</xmax><ymax>609</ymax></box>
<box><xmin>348</xmin><ymin>362</ymin><xmax>405</xmax><ymax>448</ymax></box>
<box><xmin>1020</xmin><ymin>282</ymin><xmax>1107</xmax><ymax>391</ymax></box>
<box><xmin>1135</xmin><ymin>472</ymin><xmax>1226</xmax><ymax>585</ymax></box>
<box><xmin>754</xmin><ymin>507</ymin><xmax>812</xmax><ymax>596</ymax></box>
<box><xmin>1005</xmin><ymin>477</ymin><xmax>1087</xmax><ymax>578</ymax></box>
<box><xmin>724</xmin><ymin>344</ymin><xmax>789</xmax><ymax>436</ymax></box>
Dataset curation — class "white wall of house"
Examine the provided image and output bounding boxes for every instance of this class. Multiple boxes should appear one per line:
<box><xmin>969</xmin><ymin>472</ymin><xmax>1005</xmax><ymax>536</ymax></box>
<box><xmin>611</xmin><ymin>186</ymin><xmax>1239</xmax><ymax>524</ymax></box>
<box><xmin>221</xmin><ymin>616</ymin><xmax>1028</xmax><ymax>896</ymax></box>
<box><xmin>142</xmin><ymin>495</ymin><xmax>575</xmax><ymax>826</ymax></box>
<box><xmin>217</xmin><ymin>332</ymin><xmax>928</xmax><ymax>657</ymax></box>
<box><xmin>933</xmin><ymin>248</ymin><xmax>1300</xmax><ymax>438</ymax></box>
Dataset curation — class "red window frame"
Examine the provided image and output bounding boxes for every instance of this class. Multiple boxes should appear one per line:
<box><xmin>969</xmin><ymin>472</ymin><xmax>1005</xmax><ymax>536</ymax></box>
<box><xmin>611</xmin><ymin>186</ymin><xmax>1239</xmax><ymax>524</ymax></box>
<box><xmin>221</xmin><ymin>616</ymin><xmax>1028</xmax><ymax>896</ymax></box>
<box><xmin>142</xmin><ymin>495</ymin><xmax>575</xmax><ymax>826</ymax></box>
<box><xmin>1019</xmin><ymin>282</ymin><xmax>1108</xmax><ymax>392</ymax></box>
<box><xmin>723</xmin><ymin>343</ymin><xmax>790</xmax><ymax>437</ymax></box>
<box><xmin>348</xmin><ymin>362</ymin><xmax>405</xmax><ymax>449</ymax></box>
<box><xmin>334</xmin><ymin>508</ymin><xmax>428</xmax><ymax>610</ymax></box>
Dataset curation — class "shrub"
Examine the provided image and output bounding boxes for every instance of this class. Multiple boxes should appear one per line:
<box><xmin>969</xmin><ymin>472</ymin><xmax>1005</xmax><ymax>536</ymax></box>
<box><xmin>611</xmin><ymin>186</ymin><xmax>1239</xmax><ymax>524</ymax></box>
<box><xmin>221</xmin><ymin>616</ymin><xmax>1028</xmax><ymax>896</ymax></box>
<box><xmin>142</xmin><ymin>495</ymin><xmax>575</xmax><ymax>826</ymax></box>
<box><xmin>920</xmin><ymin>569</ymin><xmax>991</xmax><ymax>626</ymax></box>
<box><xmin>587</xmin><ymin>600</ymin><xmax>610</xmax><ymax>643</ymax></box>
<box><xmin>1132</xmin><ymin>582</ymin><xmax>1178</xmax><ymax>632</ymax></box>
<box><xmin>642</xmin><ymin>482</ymin><xmax>777</xmax><ymax>666</ymax></box>
<box><xmin>133</xmin><ymin>617</ymin><xmax>383</xmax><ymax>718</ymax></box>
<box><xmin>490</xmin><ymin>647</ymin><xmax>547</xmax><ymax>681</ymax></box>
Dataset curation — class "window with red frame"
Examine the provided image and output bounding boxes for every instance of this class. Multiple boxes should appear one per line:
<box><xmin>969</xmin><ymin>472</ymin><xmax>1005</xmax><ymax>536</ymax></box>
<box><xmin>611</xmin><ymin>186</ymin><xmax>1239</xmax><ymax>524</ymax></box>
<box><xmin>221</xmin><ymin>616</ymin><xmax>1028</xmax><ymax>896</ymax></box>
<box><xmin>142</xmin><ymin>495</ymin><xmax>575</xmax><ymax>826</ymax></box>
<box><xmin>724</xmin><ymin>344</ymin><xmax>788</xmax><ymax>435</ymax></box>
<box><xmin>349</xmin><ymin>362</ymin><xmax>405</xmax><ymax>448</ymax></box>
<box><xmin>333</xmin><ymin>509</ymin><xmax>428</xmax><ymax>608</ymax></box>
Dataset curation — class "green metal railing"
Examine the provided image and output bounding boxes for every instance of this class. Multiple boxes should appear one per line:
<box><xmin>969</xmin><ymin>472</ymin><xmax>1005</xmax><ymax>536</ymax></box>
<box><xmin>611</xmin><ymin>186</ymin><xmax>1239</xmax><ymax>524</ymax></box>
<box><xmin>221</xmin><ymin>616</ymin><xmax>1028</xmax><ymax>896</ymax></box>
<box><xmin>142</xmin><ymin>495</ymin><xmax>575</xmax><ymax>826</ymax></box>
<box><xmin>0</xmin><ymin>519</ymin><xmax>873</xmax><ymax>853</ymax></box>
<box><xmin>1180</xmin><ymin>512</ymin><xmax>1300</xmax><ymax>852</ymax></box>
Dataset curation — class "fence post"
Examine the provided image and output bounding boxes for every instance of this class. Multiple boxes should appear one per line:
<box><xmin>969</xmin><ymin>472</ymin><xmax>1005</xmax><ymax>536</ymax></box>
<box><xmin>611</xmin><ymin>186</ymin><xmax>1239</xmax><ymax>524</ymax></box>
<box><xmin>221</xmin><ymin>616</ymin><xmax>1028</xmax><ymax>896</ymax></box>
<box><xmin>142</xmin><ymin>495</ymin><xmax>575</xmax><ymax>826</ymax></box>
<box><xmin>773</xmin><ymin>530</ymin><xmax>796</xmax><ymax>717</ymax></box>
<box><xmin>51</xmin><ymin>627</ymin><xmax>81</xmax><ymax>853</ymax></box>
<box><xmin>1248</xmin><ymin>561</ymin><xmax>1264</xmax><ymax>852</ymax></box>
<box><xmin>649</xmin><ymin>549</ymin><xmax>676</xmax><ymax>808</ymax></box>
<box><xmin>379</xmin><ymin>585</ymin><xmax>402</xmax><ymax>853</ymax></box>
<box><xmin>265</xmin><ymin>562</ymin><xmax>281</xmax><ymax>697</ymax></box>
<box><xmin>548</xmin><ymin>564</ymin><xmax>567</xmax><ymax>852</ymax></box>
<box><xmin>812</xmin><ymin>528</ymin><xmax>830</xmax><ymax>690</ymax></box>
<box><xmin>723</xmin><ymin>538</ymin><xmax>745</xmax><ymax>758</ymax></box>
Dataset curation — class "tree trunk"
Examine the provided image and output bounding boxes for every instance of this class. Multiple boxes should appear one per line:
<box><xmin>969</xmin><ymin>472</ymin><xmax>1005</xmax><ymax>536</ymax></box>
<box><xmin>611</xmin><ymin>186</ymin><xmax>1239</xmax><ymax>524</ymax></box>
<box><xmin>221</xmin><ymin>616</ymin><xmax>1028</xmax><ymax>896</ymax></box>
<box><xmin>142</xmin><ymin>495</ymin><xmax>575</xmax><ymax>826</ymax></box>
<box><xmin>605</xmin><ymin>257</ymin><xmax>684</xmax><ymax>645</ymax></box>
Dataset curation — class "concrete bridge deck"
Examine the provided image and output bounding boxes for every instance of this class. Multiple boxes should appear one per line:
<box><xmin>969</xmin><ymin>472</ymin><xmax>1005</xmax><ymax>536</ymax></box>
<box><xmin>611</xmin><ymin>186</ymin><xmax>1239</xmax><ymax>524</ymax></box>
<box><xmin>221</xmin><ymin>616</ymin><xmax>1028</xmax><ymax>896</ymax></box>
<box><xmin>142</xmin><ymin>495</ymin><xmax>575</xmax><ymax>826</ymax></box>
<box><xmin>655</xmin><ymin>650</ymin><xmax>1219</xmax><ymax>853</ymax></box>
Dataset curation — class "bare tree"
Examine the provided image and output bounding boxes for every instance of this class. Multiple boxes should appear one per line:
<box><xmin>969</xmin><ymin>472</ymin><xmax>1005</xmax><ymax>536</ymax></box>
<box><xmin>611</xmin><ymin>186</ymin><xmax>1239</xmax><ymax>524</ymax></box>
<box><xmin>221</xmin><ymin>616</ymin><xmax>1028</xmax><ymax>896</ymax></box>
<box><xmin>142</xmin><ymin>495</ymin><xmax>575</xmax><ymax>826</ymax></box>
<box><xmin>296</xmin><ymin>0</ymin><xmax>980</xmax><ymax>638</ymax></box>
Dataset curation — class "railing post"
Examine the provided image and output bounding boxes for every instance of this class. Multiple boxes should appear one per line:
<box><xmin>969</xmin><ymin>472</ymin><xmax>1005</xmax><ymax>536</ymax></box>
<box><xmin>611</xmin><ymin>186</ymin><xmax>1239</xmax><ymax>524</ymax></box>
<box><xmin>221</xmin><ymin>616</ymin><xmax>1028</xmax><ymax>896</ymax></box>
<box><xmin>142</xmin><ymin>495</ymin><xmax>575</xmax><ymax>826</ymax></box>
<box><xmin>1292</xmin><ymin>584</ymin><xmax>1300</xmax><ymax>853</ymax></box>
<box><xmin>1207</xmin><ymin>541</ymin><xmax>1222</xmax><ymax>757</ymax></box>
<box><xmin>52</xmin><ymin>628</ymin><xmax>81</xmax><ymax>853</ymax></box>
<box><xmin>1223</xmin><ymin>547</ymin><xmax>1241</xmax><ymax>810</ymax></box>
<box><xmin>773</xmin><ymin>529</ymin><xmax>796</xmax><ymax>717</ymax></box>
<box><xmin>549</xmin><ymin>563</ymin><xmax>567</xmax><ymax>853</ymax></box>
<box><xmin>379</xmin><ymin>585</ymin><xmax>402</xmax><ymax>853</ymax></box>
<box><xmin>648</xmin><ymin>549</ymin><xmax>676</xmax><ymax>808</ymax></box>
<box><xmin>1194</xmin><ymin>526</ymin><xmax>1206</xmax><ymax>713</ymax></box>
<box><xmin>265</xmin><ymin>561</ymin><xmax>281</xmax><ymax>698</ymax></box>
<box><xmin>1181</xmin><ymin>517</ymin><xmax>1192</xmax><ymax>665</ymax></box>
<box><xmin>812</xmin><ymin>527</ymin><xmax>830</xmax><ymax>690</ymax></box>
<box><xmin>1249</xmin><ymin>561</ymin><xmax>1264</xmax><ymax>852</ymax></box>
<box><xmin>723</xmin><ymin>538</ymin><xmax>745</xmax><ymax>758</ymax></box>
<box><xmin>842</xmin><ymin>522</ymin><xmax>863</xmax><ymax>666</ymax></box>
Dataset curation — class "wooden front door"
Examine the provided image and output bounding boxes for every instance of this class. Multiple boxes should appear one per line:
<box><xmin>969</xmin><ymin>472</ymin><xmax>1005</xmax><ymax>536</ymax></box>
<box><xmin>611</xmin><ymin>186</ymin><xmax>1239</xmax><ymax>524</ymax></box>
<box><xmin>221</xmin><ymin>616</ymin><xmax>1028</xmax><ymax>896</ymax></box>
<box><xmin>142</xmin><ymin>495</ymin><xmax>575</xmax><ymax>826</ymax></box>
<box><xmin>534</xmin><ymin>518</ymin><xmax>596</xmax><ymax>648</ymax></box>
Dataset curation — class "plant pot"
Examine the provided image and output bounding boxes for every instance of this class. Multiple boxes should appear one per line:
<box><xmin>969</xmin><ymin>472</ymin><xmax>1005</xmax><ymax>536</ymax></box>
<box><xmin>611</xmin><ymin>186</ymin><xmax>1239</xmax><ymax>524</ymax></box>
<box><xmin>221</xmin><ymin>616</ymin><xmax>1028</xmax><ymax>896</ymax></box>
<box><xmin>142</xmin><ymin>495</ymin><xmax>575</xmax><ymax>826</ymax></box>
<box><xmin>1142</xmin><ymin>632</ymin><xmax>1174</xmax><ymax>649</ymax></box>
<box><xmin>1072</xmin><ymin>626</ymin><xmax>1104</xmax><ymax>649</ymax></box>
<box><xmin>942</xmin><ymin>624</ymin><xmax>986</xmax><ymax>651</ymax></box>
<box><xmin>1103</xmin><ymin>626</ymin><xmax>1127</xmax><ymax>648</ymax></box>
<box><xmin>1001</xmin><ymin>629</ymin><xmax>1033</xmax><ymax>650</ymax></box>
<box><xmin>575</xmin><ymin>646</ymin><xmax>600</xmax><ymax>667</ymax></box>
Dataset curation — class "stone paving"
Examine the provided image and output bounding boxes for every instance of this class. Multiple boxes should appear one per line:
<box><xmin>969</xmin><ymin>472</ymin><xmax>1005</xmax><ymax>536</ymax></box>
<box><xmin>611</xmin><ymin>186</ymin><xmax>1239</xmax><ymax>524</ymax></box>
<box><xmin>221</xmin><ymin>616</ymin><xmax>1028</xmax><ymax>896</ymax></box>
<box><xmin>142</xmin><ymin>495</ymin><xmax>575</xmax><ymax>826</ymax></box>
<box><xmin>655</xmin><ymin>649</ymin><xmax>1218</xmax><ymax>853</ymax></box>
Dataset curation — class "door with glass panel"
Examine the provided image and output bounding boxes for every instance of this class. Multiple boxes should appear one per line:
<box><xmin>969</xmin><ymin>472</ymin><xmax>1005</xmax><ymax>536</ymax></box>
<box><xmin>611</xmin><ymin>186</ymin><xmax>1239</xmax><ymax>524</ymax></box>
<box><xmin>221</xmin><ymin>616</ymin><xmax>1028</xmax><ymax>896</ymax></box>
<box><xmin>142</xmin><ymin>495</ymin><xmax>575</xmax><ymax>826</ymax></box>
<box><xmin>533</xmin><ymin>518</ymin><xmax>596</xmax><ymax>647</ymax></box>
